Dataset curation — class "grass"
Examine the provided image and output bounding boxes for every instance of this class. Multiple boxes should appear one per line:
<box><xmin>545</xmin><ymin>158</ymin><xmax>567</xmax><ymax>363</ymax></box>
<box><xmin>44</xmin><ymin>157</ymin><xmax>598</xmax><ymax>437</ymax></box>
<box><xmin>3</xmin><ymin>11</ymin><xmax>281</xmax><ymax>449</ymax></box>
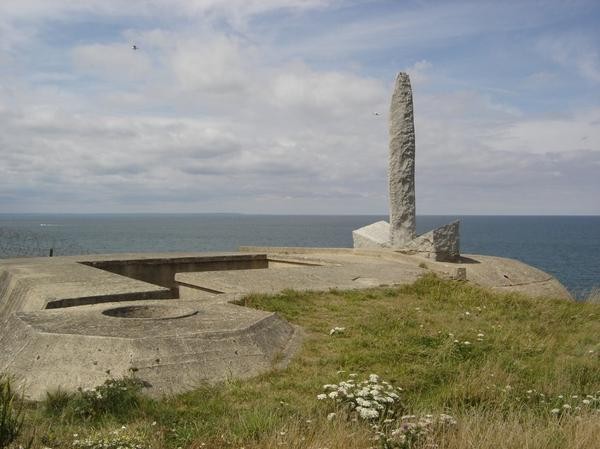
<box><xmin>8</xmin><ymin>274</ymin><xmax>600</xmax><ymax>448</ymax></box>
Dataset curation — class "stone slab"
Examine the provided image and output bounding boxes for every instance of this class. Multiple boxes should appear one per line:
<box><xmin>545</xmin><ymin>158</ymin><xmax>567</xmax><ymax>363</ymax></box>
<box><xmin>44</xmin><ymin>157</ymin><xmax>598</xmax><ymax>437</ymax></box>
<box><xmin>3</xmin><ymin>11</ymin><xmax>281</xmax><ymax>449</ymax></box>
<box><xmin>402</xmin><ymin>221</ymin><xmax>460</xmax><ymax>261</ymax></box>
<box><xmin>352</xmin><ymin>221</ymin><xmax>391</xmax><ymax>249</ymax></box>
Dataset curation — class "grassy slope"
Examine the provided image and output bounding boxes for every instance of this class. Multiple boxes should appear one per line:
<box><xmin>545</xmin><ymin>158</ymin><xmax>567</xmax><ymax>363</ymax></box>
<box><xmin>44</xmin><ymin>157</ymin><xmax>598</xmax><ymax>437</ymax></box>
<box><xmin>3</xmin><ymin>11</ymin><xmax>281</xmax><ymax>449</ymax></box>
<box><xmin>18</xmin><ymin>275</ymin><xmax>600</xmax><ymax>449</ymax></box>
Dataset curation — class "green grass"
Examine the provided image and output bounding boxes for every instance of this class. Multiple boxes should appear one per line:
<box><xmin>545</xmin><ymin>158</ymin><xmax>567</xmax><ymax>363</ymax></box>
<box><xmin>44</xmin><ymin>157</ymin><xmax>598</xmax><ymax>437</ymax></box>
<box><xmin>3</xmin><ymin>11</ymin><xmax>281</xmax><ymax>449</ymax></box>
<box><xmin>9</xmin><ymin>275</ymin><xmax>600</xmax><ymax>449</ymax></box>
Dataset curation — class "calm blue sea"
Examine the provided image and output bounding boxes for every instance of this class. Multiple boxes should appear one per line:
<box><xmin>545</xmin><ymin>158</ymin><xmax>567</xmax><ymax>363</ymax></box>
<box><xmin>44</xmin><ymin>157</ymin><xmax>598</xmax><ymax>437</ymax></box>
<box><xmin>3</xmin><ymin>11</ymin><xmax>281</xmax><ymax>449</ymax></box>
<box><xmin>0</xmin><ymin>214</ymin><xmax>598</xmax><ymax>299</ymax></box>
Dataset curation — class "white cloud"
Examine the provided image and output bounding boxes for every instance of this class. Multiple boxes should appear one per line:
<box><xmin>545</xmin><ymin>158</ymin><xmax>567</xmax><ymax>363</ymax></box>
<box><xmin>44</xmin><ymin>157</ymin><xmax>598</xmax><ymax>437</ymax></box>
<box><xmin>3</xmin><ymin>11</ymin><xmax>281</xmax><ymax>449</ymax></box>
<box><xmin>538</xmin><ymin>33</ymin><xmax>600</xmax><ymax>83</ymax></box>
<box><xmin>72</xmin><ymin>43</ymin><xmax>154</xmax><ymax>82</ymax></box>
<box><xmin>170</xmin><ymin>35</ymin><xmax>252</xmax><ymax>93</ymax></box>
<box><xmin>0</xmin><ymin>1</ymin><xmax>598</xmax><ymax>214</ymax></box>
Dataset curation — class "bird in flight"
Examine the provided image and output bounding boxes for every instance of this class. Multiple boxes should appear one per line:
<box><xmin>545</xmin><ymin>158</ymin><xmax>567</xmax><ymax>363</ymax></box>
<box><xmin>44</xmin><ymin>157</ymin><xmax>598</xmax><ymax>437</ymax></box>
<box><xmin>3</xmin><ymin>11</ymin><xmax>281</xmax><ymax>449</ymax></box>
<box><xmin>132</xmin><ymin>44</ymin><xmax>138</xmax><ymax>50</ymax></box>
<box><xmin>373</xmin><ymin>112</ymin><xmax>381</xmax><ymax>116</ymax></box>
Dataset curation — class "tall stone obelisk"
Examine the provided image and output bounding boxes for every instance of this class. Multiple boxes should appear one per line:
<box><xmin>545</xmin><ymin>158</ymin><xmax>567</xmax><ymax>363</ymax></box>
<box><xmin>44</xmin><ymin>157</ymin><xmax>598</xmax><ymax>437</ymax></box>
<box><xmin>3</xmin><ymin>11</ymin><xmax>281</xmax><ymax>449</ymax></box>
<box><xmin>352</xmin><ymin>71</ymin><xmax>459</xmax><ymax>260</ymax></box>
<box><xmin>388</xmin><ymin>72</ymin><xmax>416</xmax><ymax>247</ymax></box>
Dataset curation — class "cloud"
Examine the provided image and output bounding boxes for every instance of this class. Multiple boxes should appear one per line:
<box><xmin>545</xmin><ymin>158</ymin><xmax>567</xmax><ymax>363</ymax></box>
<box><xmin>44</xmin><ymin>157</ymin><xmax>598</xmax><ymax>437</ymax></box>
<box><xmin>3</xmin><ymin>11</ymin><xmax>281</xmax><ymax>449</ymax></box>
<box><xmin>538</xmin><ymin>33</ymin><xmax>600</xmax><ymax>83</ymax></box>
<box><xmin>170</xmin><ymin>35</ymin><xmax>252</xmax><ymax>93</ymax></box>
<box><xmin>0</xmin><ymin>1</ymin><xmax>598</xmax><ymax>214</ymax></box>
<box><xmin>72</xmin><ymin>43</ymin><xmax>155</xmax><ymax>82</ymax></box>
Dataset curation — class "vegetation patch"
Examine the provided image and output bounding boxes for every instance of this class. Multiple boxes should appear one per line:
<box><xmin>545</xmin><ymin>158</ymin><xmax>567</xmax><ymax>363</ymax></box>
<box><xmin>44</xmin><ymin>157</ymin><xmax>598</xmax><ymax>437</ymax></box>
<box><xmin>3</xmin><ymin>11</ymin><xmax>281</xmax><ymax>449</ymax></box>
<box><xmin>4</xmin><ymin>274</ymin><xmax>600</xmax><ymax>448</ymax></box>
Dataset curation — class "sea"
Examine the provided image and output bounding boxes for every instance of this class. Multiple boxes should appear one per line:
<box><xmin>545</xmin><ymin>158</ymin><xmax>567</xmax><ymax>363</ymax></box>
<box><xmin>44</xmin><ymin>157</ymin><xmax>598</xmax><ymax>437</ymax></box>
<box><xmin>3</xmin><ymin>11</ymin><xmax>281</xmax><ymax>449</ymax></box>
<box><xmin>0</xmin><ymin>214</ymin><xmax>598</xmax><ymax>300</ymax></box>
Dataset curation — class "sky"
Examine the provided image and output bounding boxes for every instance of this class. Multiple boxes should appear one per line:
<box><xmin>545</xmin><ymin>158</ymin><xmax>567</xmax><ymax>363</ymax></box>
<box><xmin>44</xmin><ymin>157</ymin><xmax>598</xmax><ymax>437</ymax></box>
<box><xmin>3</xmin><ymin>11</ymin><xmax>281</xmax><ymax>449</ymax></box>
<box><xmin>0</xmin><ymin>0</ymin><xmax>599</xmax><ymax>215</ymax></box>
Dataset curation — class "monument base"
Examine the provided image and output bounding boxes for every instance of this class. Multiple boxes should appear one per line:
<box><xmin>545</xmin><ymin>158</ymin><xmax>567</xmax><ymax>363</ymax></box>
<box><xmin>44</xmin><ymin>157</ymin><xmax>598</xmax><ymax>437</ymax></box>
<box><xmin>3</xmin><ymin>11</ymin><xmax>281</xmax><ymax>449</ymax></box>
<box><xmin>352</xmin><ymin>220</ymin><xmax>460</xmax><ymax>262</ymax></box>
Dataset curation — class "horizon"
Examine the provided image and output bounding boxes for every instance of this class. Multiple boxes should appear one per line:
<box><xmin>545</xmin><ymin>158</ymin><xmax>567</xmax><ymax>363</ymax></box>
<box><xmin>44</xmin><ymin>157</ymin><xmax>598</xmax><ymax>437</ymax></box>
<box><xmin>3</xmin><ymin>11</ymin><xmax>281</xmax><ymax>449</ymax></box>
<box><xmin>2</xmin><ymin>212</ymin><xmax>599</xmax><ymax>217</ymax></box>
<box><xmin>1</xmin><ymin>0</ymin><xmax>599</xmax><ymax>215</ymax></box>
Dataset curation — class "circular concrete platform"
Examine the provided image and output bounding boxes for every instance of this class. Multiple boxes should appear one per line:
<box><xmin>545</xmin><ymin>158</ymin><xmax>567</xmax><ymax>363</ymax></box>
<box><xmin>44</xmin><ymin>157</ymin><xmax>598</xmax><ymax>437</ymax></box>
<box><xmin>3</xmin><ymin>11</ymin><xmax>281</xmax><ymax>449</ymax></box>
<box><xmin>1</xmin><ymin>299</ymin><xmax>301</xmax><ymax>400</ymax></box>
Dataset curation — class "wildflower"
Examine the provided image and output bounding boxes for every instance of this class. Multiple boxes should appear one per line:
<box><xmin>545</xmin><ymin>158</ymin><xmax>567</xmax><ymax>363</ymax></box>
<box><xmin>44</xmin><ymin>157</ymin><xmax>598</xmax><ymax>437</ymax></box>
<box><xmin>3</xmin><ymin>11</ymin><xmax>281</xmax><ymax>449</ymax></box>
<box><xmin>463</xmin><ymin>341</ymin><xmax>471</xmax><ymax>345</ymax></box>
<box><xmin>439</xmin><ymin>414</ymin><xmax>457</xmax><ymax>426</ymax></box>
<box><xmin>317</xmin><ymin>394</ymin><xmax>327</xmax><ymax>400</ymax></box>
<box><xmin>369</xmin><ymin>374</ymin><xmax>379</xmax><ymax>383</ymax></box>
<box><xmin>327</xmin><ymin>391</ymin><xmax>338</xmax><ymax>399</ymax></box>
<box><xmin>465</xmin><ymin>311</ymin><xmax>471</xmax><ymax>316</ymax></box>
<box><xmin>329</xmin><ymin>327</ymin><xmax>345</xmax><ymax>335</ymax></box>
<box><xmin>583</xmin><ymin>399</ymin><xmax>591</xmax><ymax>405</ymax></box>
<box><xmin>563</xmin><ymin>404</ymin><xmax>572</xmax><ymax>410</ymax></box>
<box><xmin>357</xmin><ymin>406</ymin><xmax>379</xmax><ymax>419</ymax></box>
<box><xmin>477</xmin><ymin>333</ymin><xmax>485</xmax><ymax>337</ymax></box>
<box><xmin>327</xmin><ymin>412</ymin><xmax>336</xmax><ymax>421</ymax></box>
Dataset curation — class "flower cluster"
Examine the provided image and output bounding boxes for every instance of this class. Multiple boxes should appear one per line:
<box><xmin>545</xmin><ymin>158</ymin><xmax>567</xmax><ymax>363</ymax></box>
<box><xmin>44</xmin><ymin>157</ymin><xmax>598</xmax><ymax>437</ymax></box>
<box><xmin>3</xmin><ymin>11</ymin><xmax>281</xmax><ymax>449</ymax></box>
<box><xmin>375</xmin><ymin>414</ymin><xmax>457</xmax><ymax>449</ymax></box>
<box><xmin>72</xmin><ymin>427</ymin><xmax>147</xmax><ymax>449</ymax></box>
<box><xmin>317</xmin><ymin>374</ymin><xmax>403</xmax><ymax>421</ymax></box>
<box><xmin>329</xmin><ymin>327</ymin><xmax>346</xmax><ymax>336</ymax></box>
<box><xmin>549</xmin><ymin>392</ymin><xmax>600</xmax><ymax>416</ymax></box>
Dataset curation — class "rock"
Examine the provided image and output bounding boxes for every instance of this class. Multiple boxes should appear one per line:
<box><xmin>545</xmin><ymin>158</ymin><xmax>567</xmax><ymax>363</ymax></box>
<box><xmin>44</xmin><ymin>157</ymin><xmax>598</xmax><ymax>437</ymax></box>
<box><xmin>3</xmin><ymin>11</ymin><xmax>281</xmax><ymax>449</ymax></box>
<box><xmin>352</xmin><ymin>72</ymin><xmax>460</xmax><ymax>262</ymax></box>
<box><xmin>401</xmin><ymin>221</ymin><xmax>460</xmax><ymax>261</ymax></box>
<box><xmin>352</xmin><ymin>221</ymin><xmax>391</xmax><ymax>248</ymax></box>
<box><xmin>389</xmin><ymin>72</ymin><xmax>416</xmax><ymax>247</ymax></box>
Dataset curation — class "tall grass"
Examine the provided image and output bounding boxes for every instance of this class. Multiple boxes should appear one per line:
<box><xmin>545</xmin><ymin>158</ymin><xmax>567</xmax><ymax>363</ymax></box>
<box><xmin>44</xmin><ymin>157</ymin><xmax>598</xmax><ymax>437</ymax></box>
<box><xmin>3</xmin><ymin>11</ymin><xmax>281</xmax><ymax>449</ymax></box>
<box><xmin>0</xmin><ymin>375</ymin><xmax>26</xmax><ymax>449</ymax></box>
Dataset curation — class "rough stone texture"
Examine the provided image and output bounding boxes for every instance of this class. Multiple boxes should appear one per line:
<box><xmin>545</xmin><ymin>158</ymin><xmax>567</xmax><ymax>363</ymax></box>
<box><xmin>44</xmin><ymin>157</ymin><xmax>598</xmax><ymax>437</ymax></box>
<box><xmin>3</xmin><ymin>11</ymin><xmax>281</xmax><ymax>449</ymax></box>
<box><xmin>389</xmin><ymin>72</ymin><xmax>416</xmax><ymax>246</ymax></box>
<box><xmin>402</xmin><ymin>221</ymin><xmax>460</xmax><ymax>261</ymax></box>
<box><xmin>352</xmin><ymin>221</ymin><xmax>391</xmax><ymax>248</ymax></box>
<box><xmin>352</xmin><ymin>72</ymin><xmax>459</xmax><ymax>260</ymax></box>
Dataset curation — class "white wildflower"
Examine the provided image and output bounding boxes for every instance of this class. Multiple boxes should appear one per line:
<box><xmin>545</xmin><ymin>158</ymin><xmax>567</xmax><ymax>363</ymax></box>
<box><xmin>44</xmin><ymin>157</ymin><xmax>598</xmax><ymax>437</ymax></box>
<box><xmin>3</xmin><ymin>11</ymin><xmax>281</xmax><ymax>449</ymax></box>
<box><xmin>327</xmin><ymin>412</ymin><xmax>336</xmax><ymax>421</ymax></box>
<box><xmin>316</xmin><ymin>394</ymin><xmax>327</xmax><ymax>400</ymax></box>
<box><xmin>357</xmin><ymin>406</ymin><xmax>379</xmax><ymax>419</ymax></box>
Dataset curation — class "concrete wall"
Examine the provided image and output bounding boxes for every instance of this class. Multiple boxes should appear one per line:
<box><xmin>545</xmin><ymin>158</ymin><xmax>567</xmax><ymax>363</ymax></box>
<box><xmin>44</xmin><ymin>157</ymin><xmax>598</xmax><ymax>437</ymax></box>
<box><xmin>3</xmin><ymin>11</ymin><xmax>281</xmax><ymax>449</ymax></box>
<box><xmin>81</xmin><ymin>254</ymin><xmax>269</xmax><ymax>295</ymax></box>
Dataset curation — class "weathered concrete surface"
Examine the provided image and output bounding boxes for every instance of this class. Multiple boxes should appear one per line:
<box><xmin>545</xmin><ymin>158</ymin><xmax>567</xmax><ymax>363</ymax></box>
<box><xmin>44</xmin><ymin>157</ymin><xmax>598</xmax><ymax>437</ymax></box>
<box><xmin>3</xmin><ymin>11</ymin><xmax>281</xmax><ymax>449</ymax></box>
<box><xmin>0</xmin><ymin>252</ymin><xmax>299</xmax><ymax>400</ymax></box>
<box><xmin>176</xmin><ymin>261</ymin><xmax>423</xmax><ymax>297</ymax></box>
<box><xmin>0</xmin><ymin>248</ymin><xmax>571</xmax><ymax>400</ymax></box>
<box><xmin>239</xmin><ymin>246</ymin><xmax>572</xmax><ymax>301</ymax></box>
<box><xmin>0</xmin><ymin>299</ymin><xmax>298</xmax><ymax>399</ymax></box>
<box><xmin>389</xmin><ymin>72</ymin><xmax>417</xmax><ymax>246</ymax></box>
<box><xmin>352</xmin><ymin>221</ymin><xmax>391</xmax><ymax>249</ymax></box>
<box><xmin>0</xmin><ymin>252</ymin><xmax>267</xmax><ymax>317</ymax></box>
<box><xmin>402</xmin><ymin>221</ymin><xmax>460</xmax><ymax>261</ymax></box>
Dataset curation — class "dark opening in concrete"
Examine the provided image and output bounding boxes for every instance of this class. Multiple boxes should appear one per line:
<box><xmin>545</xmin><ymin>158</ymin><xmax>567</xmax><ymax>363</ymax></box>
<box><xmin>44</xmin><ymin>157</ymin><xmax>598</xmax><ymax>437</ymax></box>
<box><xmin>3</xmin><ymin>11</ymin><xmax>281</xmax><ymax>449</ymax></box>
<box><xmin>102</xmin><ymin>304</ymin><xmax>198</xmax><ymax>320</ymax></box>
<box><xmin>80</xmin><ymin>253</ymin><xmax>270</xmax><ymax>296</ymax></box>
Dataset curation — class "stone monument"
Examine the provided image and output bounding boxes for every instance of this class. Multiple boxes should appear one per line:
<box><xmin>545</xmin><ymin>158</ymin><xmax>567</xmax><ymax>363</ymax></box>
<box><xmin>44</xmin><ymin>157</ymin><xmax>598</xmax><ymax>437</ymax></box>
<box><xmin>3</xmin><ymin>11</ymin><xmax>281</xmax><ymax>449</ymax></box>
<box><xmin>353</xmin><ymin>72</ymin><xmax>460</xmax><ymax>261</ymax></box>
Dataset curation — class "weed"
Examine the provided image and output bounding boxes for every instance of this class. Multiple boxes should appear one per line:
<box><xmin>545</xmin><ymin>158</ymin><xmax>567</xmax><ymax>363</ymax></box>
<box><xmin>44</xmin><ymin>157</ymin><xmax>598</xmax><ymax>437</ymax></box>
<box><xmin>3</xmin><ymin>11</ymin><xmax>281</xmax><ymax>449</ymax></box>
<box><xmin>0</xmin><ymin>375</ymin><xmax>25</xmax><ymax>449</ymax></box>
